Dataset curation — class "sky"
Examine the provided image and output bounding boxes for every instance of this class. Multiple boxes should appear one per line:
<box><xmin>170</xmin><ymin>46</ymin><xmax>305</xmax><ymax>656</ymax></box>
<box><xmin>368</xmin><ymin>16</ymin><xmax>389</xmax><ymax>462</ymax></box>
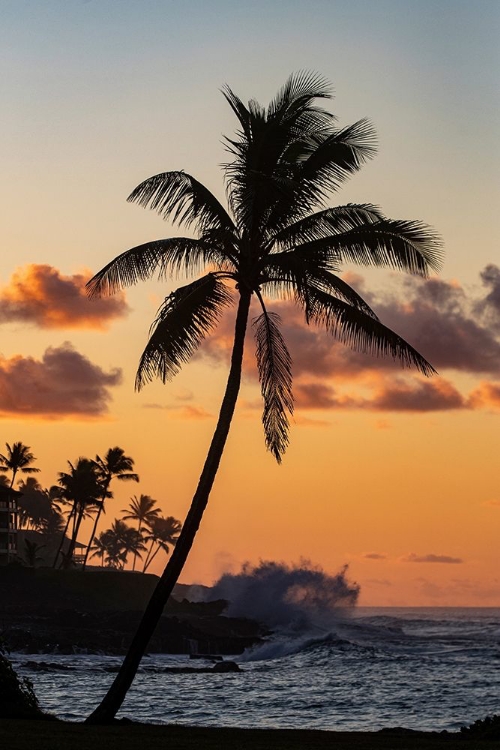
<box><xmin>1</xmin><ymin>0</ymin><xmax>499</xmax><ymax>605</ymax></box>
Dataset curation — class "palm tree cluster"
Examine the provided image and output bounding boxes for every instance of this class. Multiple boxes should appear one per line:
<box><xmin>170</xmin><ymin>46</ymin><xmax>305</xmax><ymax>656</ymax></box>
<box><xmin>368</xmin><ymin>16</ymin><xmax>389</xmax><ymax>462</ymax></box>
<box><xmin>0</xmin><ymin>441</ymin><xmax>181</xmax><ymax>572</ymax></box>
<box><xmin>90</xmin><ymin>495</ymin><xmax>181</xmax><ymax>571</ymax></box>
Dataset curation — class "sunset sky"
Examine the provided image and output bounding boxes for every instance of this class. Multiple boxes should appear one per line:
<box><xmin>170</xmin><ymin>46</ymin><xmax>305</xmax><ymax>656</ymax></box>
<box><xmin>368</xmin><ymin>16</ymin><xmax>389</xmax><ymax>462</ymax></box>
<box><xmin>1</xmin><ymin>0</ymin><xmax>499</xmax><ymax>605</ymax></box>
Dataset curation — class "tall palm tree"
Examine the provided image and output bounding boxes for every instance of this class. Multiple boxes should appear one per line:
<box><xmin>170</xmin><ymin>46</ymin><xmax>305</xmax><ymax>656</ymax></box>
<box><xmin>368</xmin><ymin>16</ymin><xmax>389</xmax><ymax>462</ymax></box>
<box><xmin>121</xmin><ymin>494</ymin><xmax>160</xmax><ymax>571</ymax></box>
<box><xmin>85</xmin><ymin>72</ymin><xmax>442</xmax><ymax>722</ymax></box>
<box><xmin>82</xmin><ymin>447</ymin><xmax>139</xmax><ymax>570</ymax></box>
<box><xmin>0</xmin><ymin>442</ymin><xmax>40</xmax><ymax>488</ymax></box>
<box><xmin>142</xmin><ymin>515</ymin><xmax>181</xmax><ymax>573</ymax></box>
<box><xmin>53</xmin><ymin>458</ymin><xmax>102</xmax><ymax>568</ymax></box>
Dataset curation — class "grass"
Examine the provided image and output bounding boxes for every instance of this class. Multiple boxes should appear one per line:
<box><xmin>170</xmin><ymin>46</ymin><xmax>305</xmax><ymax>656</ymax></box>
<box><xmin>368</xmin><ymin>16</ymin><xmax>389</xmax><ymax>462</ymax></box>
<box><xmin>0</xmin><ymin>719</ymin><xmax>495</xmax><ymax>750</ymax></box>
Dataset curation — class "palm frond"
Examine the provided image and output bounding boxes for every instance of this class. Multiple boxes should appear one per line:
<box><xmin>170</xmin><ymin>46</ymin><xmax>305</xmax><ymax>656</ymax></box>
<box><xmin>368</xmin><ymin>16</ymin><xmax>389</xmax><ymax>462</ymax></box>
<box><xmin>136</xmin><ymin>273</ymin><xmax>233</xmax><ymax>389</ymax></box>
<box><xmin>295</xmin><ymin>219</ymin><xmax>443</xmax><ymax>275</ymax></box>
<box><xmin>253</xmin><ymin>307</ymin><xmax>293</xmax><ymax>463</ymax></box>
<box><xmin>299</xmin><ymin>284</ymin><xmax>435</xmax><ymax>375</ymax></box>
<box><xmin>271</xmin><ymin>203</ymin><xmax>385</xmax><ymax>249</ymax></box>
<box><xmin>128</xmin><ymin>172</ymin><xmax>235</xmax><ymax>235</ymax></box>
<box><xmin>87</xmin><ymin>237</ymin><xmax>235</xmax><ymax>298</ymax></box>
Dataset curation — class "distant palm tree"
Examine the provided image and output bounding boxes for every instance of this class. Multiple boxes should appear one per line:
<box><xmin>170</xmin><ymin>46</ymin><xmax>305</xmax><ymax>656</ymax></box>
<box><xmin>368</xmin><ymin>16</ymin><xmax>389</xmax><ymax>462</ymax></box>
<box><xmin>0</xmin><ymin>442</ymin><xmax>40</xmax><ymax>488</ymax></box>
<box><xmin>82</xmin><ymin>447</ymin><xmax>139</xmax><ymax>570</ymax></box>
<box><xmin>53</xmin><ymin>458</ymin><xmax>102</xmax><ymax>568</ymax></box>
<box><xmin>85</xmin><ymin>72</ymin><xmax>441</xmax><ymax>722</ymax></box>
<box><xmin>121</xmin><ymin>494</ymin><xmax>160</xmax><ymax>571</ymax></box>
<box><xmin>142</xmin><ymin>515</ymin><xmax>181</xmax><ymax>573</ymax></box>
<box><xmin>91</xmin><ymin>521</ymin><xmax>146</xmax><ymax>569</ymax></box>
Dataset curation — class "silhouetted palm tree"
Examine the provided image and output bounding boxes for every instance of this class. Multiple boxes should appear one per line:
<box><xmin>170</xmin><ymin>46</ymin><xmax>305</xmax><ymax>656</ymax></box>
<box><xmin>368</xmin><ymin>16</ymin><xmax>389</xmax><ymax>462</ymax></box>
<box><xmin>85</xmin><ymin>72</ymin><xmax>441</xmax><ymax>722</ymax></box>
<box><xmin>53</xmin><ymin>458</ymin><xmax>102</xmax><ymax>568</ymax></box>
<box><xmin>82</xmin><ymin>447</ymin><xmax>139</xmax><ymax>570</ymax></box>
<box><xmin>0</xmin><ymin>442</ymin><xmax>40</xmax><ymax>488</ymax></box>
<box><xmin>121</xmin><ymin>494</ymin><xmax>160</xmax><ymax>571</ymax></box>
<box><xmin>142</xmin><ymin>515</ymin><xmax>181</xmax><ymax>573</ymax></box>
<box><xmin>91</xmin><ymin>521</ymin><xmax>146</xmax><ymax>569</ymax></box>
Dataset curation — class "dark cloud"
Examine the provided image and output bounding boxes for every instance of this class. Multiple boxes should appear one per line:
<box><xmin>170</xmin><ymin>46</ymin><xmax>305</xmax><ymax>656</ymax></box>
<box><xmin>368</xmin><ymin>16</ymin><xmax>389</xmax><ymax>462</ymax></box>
<box><xmin>0</xmin><ymin>264</ymin><xmax>129</xmax><ymax>329</ymax></box>
<box><xmin>364</xmin><ymin>553</ymin><xmax>387</xmax><ymax>560</ymax></box>
<box><xmin>0</xmin><ymin>343</ymin><xmax>121</xmax><ymax>418</ymax></box>
<box><xmin>294</xmin><ymin>376</ymin><xmax>466</xmax><ymax>413</ymax></box>
<box><xmin>402</xmin><ymin>553</ymin><xmax>463</xmax><ymax>564</ymax></box>
<box><xmin>475</xmin><ymin>264</ymin><xmax>500</xmax><ymax>330</ymax></box>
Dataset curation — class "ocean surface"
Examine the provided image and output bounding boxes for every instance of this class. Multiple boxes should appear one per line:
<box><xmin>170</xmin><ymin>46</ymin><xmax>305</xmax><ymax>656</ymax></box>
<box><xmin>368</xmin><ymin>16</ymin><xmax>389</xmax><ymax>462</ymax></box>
<box><xmin>11</xmin><ymin>607</ymin><xmax>500</xmax><ymax>731</ymax></box>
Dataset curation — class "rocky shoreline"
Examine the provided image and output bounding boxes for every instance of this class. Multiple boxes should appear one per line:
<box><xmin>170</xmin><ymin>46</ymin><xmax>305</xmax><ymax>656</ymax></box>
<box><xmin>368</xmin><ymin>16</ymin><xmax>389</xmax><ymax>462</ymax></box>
<box><xmin>0</xmin><ymin>567</ymin><xmax>265</xmax><ymax>656</ymax></box>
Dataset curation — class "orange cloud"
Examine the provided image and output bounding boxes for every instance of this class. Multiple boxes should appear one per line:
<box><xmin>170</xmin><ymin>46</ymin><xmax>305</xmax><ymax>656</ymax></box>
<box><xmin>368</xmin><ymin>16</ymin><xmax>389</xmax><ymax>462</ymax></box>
<box><xmin>142</xmin><ymin>403</ymin><xmax>213</xmax><ymax>420</ymax></box>
<box><xmin>467</xmin><ymin>381</ymin><xmax>500</xmax><ymax>410</ymax></box>
<box><xmin>0</xmin><ymin>343</ymin><xmax>121</xmax><ymax>419</ymax></box>
<box><xmin>0</xmin><ymin>264</ymin><xmax>129</xmax><ymax>329</ymax></box>
<box><xmin>402</xmin><ymin>553</ymin><xmax>463</xmax><ymax>564</ymax></box>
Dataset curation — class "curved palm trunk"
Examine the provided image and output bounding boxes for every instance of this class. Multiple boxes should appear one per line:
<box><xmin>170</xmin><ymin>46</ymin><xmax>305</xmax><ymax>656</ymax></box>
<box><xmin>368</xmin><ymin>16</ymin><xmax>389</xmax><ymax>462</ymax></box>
<box><xmin>142</xmin><ymin>538</ymin><xmax>156</xmax><ymax>573</ymax></box>
<box><xmin>132</xmin><ymin>520</ymin><xmax>142</xmax><ymax>571</ymax></box>
<box><xmin>62</xmin><ymin>505</ymin><xmax>85</xmax><ymax>569</ymax></box>
<box><xmin>52</xmin><ymin>506</ymin><xmax>74</xmax><ymax>568</ymax></box>
<box><xmin>85</xmin><ymin>289</ymin><xmax>251</xmax><ymax>724</ymax></box>
<box><xmin>82</xmin><ymin>491</ymin><xmax>108</xmax><ymax>570</ymax></box>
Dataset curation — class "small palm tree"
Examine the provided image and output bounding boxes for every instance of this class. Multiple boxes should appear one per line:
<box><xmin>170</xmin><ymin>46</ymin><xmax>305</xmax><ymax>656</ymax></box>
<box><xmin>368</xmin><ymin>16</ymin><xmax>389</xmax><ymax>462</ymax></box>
<box><xmin>0</xmin><ymin>442</ymin><xmax>40</xmax><ymax>488</ymax></box>
<box><xmin>121</xmin><ymin>494</ymin><xmax>160</xmax><ymax>571</ymax></box>
<box><xmin>82</xmin><ymin>447</ymin><xmax>139</xmax><ymax>570</ymax></box>
<box><xmin>23</xmin><ymin>539</ymin><xmax>45</xmax><ymax>568</ymax></box>
<box><xmin>142</xmin><ymin>515</ymin><xmax>181</xmax><ymax>573</ymax></box>
<box><xmin>85</xmin><ymin>73</ymin><xmax>441</xmax><ymax>722</ymax></box>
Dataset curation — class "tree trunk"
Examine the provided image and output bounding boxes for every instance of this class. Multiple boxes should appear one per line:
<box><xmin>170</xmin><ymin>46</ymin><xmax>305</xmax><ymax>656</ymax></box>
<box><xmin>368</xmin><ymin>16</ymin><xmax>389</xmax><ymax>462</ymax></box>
<box><xmin>62</xmin><ymin>505</ymin><xmax>84</xmax><ymax>569</ymax></box>
<box><xmin>85</xmin><ymin>289</ymin><xmax>252</xmax><ymax>724</ymax></box>
<box><xmin>52</xmin><ymin>506</ymin><xmax>74</xmax><ymax>568</ymax></box>
<box><xmin>82</xmin><ymin>496</ymin><xmax>106</xmax><ymax>570</ymax></box>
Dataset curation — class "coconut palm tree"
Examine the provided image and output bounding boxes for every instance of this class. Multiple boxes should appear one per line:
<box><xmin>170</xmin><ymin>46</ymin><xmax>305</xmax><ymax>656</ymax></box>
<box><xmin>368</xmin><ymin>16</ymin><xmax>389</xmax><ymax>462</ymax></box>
<box><xmin>53</xmin><ymin>458</ymin><xmax>102</xmax><ymax>568</ymax></box>
<box><xmin>0</xmin><ymin>442</ymin><xmax>40</xmax><ymax>488</ymax></box>
<box><xmin>91</xmin><ymin>521</ymin><xmax>146</xmax><ymax>569</ymax></box>
<box><xmin>142</xmin><ymin>515</ymin><xmax>181</xmax><ymax>573</ymax></box>
<box><xmin>121</xmin><ymin>494</ymin><xmax>160</xmax><ymax>571</ymax></box>
<box><xmin>82</xmin><ymin>448</ymin><xmax>139</xmax><ymax>570</ymax></box>
<box><xmin>85</xmin><ymin>72</ymin><xmax>441</xmax><ymax>722</ymax></box>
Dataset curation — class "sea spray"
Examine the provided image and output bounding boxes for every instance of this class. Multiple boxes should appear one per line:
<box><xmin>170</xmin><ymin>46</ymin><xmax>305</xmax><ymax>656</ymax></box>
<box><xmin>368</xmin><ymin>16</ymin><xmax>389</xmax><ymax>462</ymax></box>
<box><xmin>201</xmin><ymin>560</ymin><xmax>360</xmax><ymax>659</ymax></box>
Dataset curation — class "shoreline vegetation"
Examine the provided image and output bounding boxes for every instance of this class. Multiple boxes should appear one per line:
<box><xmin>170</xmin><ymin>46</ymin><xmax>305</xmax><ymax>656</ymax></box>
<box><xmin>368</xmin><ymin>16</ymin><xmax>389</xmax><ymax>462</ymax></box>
<box><xmin>1</xmin><ymin>718</ymin><xmax>498</xmax><ymax>750</ymax></box>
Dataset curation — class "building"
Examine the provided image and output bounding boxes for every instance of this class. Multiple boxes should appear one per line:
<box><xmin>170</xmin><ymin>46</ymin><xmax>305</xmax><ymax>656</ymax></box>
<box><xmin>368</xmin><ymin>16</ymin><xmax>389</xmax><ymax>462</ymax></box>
<box><xmin>0</xmin><ymin>484</ymin><xmax>22</xmax><ymax>564</ymax></box>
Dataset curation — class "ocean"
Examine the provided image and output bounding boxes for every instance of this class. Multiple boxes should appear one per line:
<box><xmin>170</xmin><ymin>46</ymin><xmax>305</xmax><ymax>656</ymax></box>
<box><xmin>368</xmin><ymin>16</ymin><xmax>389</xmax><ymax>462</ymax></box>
<box><xmin>11</xmin><ymin>606</ymin><xmax>500</xmax><ymax>731</ymax></box>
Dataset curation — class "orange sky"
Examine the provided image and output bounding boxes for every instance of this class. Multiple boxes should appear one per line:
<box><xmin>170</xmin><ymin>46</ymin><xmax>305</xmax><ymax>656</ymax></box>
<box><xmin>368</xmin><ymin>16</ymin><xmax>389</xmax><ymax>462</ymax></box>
<box><xmin>1</xmin><ymin>1</ymin><xmax>499</xmax><ymax>605</ymax></box>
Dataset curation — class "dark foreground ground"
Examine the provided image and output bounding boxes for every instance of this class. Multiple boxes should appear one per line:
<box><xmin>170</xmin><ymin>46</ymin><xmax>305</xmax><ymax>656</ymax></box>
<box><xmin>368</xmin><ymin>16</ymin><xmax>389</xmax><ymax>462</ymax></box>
<box><xmin>1</xmin><ymin>720</ymin><xmax>498</xmax><ymax>750</ymax></box>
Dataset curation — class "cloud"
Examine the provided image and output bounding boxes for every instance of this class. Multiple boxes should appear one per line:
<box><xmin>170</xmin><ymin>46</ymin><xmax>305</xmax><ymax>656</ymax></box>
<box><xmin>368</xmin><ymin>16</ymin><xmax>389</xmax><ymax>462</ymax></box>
<box><xmin>142</xmin><ymin>403</ymin><xmax>212</xmax><ymax>419</ymax></box>
<box><xmin>363</xmin><ymin>553</ymin><xmax>387</xmax><ymax>560</ymax></box>
<box><xmin>294</xmin><ymin>376</ymin><xmax>466</xmax><ymax>412</ymax></box>
<box><xmin>467</xmin><ymin>381</ymin><xmax>500</xmax><ymax>410</ymax></box>
<box><xmin>0</xmin><ymin>343</ymin><xmax>121</xmax><ymax>418</ymax></box>
<box><xmin>402</xmin><ymin>553</ymin><xmax>464</xmax><ymax>564</ymax></box>
<box><xmin>0</xmin><ymin>264</ymin><xmax>129</xmax><ymax>329</ymax></box>
<box><xmin>482</xmin><ymin>499</ymin><xmax>500</xmax><ymax>508</ymax></box>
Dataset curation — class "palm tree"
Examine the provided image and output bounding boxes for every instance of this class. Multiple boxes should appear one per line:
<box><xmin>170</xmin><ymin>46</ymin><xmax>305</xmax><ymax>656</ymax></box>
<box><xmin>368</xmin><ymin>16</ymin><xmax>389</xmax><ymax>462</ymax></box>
<box><xmin>85</xmin><ymin>72</ymin><xmax>441</xmax><ymax>722</ymax></box>
<box><xmin>142</xmin><ymin>515</ymin><xmax>181</xmax><ymax>573</ymax></box>
<box><xmin>91</xmin><ymin>521</ymin><xmax>146</xmax><ymax>569</ymax></box>
<box><xmin>82</xmin><ymin>447</ymin><xmax>139</xmax><ymax>570</ymax></box>
<box><xmin>0</xmin><ymin>442</ymin><xmax>40</xmax><ymax>488</ymax></box>
<box><xmin>121</xmin><ymin>494</ymin><xmax>160</xmax><ymax>571</ymax></box>
<box><xmin>53</xmin><ymin>458</ymin><xmax>102</xmax><ymax>568</ymax></box>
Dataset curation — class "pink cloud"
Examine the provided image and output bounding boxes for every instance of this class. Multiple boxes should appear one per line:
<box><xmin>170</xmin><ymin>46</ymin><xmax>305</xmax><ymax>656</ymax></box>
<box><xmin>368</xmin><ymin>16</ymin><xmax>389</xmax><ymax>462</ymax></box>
<box><xmin>0</xmin><ymin>264</ymin><xmax>129</xmax><ymax>329</ymax></box>
<box><xmin>0</xmin><ymin>343</ymin><xmax>121</xmax><ymax>418</ymax></box>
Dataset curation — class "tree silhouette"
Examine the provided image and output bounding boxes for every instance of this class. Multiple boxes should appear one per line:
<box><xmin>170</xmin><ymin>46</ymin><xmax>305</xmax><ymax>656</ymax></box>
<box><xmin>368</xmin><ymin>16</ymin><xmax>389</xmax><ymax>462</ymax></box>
<box><xmin>0</xmin><ymin>443</ymin><xmax>40</xmax><ymax>488</ymax></box>
<box><xmin>82</xmin><ymin>447</ymin><xmax>139</xmax><ymax>570</ymax></box>
<box><xmin>53</xmin><ymin>458</ymin><xmax>102</xmax><ymax>568</ymax></box>
<box><xmin>85</xmin><ymin>72</ymin><xmax>441</xmax><ymax>722</ymax></box>
<box><xmin>90</xmin><ymin>520</ymin><xmax>146</xmax><ymax>569</ymax></box>
<box><xmin>121</xmin><ymin>494</ymin><xmax>160</xmax><ymax>571</ymax></box>
<box><xmin>142</xmin><ymin>515</ymin><xmax>181</xmax><ymax>573</ymax></box>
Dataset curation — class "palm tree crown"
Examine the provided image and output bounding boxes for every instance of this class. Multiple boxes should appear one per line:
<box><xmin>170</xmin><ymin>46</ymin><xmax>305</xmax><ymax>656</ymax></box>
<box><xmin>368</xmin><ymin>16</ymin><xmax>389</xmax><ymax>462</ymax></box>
<box><xmin>89</xmin><ymin>71</ymin><xmax>440</xmax><ymax>462</ymax></box>
<box><xmin>85</xmin><ymin>72</ymin><xmax>442</xmax><ymax>724</ymax></box>
<box><xmin>0</xmin><ymin>442</ymin><xmax>40</xmax><ymax>488</ymax></box>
